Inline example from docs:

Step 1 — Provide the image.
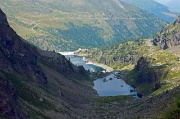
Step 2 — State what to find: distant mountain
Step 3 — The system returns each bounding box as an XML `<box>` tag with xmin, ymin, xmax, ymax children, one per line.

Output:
<box><xmin>121</xmin><ymin>0</ymin><xmax>179</xmax><ymax>22</ymax></box>
<box><xmin>165</xmin><ymin>0</ymin><xmax>180</xmax><ymax>12</ymax></box>
<box><xmin>0</xmin><ymin>0</ymin><xmax>166</xmax><ymax>51</ymax></box>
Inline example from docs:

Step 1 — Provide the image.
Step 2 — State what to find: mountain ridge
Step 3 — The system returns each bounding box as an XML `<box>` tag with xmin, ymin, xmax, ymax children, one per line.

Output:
<box><xmin>165</xmin><ymin>0</ymin><xmax>180</xmax><ymax>12</ymax></box>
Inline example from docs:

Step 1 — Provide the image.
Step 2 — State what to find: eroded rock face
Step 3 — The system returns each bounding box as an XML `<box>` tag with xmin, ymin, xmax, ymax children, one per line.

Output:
<box><xmin>0</xmin><ymin>8</ymin><xmax>48</xmax><ymax>84</ymax></box>
<box><xmin>152</xmin><ymin>15</ymin><xmax>180</xmax><ymax>50</ymax></box>
<box><xmin>152</xmin><ymin>32</ymin><xmax>180</xmax><ymax>50</ymax></box>
<box><xmin>134</xmin><ymin>57</ymin><xmax>167</xmax><ymax>85</ymax></box>
<box><xmin>0</xmin><ymin>72</ymin><xmax>26</xmax><ymax>119</ymax></box>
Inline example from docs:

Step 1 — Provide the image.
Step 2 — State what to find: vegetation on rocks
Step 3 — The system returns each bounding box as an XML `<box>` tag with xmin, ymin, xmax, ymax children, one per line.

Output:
<box><xmin>153</xmin><ymin>15</ymin><xmax>180</xmax><ymax>50</ymax></box>
<box><xmin>124</xmin><ymin>51</ymin><xmax>180</xmax><ymax>95</ymax></box>
<box><xmin>77</xmin><ymin>39</ymin><xmax>150</xmax><ymax>69</ymax></box>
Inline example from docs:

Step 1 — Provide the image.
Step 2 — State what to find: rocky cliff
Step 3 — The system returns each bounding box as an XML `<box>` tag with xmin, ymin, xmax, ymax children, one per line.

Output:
<box><xmin>134</xmin><ymin>57</ymin><xmax>168</xmax><ymax>84</ymax></box>
<box><xmin>125</xmin><ymin>47</ymin><xmax>180</xmax><ymax>95</ymax></box>
<box><xmin>153</xmin><ymin>15</ymin><xmax>180</xmax><ymax>50</ymax></box>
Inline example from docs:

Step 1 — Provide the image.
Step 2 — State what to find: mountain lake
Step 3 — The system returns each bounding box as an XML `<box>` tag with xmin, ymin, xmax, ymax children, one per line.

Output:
<box><xmin>61</xmin><ymin>52</ymin><xmax>138</xmax><ymax>97</ymax></box>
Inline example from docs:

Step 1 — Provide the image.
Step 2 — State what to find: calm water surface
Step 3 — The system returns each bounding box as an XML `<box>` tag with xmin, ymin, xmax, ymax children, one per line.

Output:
<box><xmin>93</xmin><ymin>74</ymin><xmax>138</xmax><ymax>97</ymax></box>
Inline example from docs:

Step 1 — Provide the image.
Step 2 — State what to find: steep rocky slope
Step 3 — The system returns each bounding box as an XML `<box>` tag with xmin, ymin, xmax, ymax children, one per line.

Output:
<box><xmin>0</xmin><ymin>72</ymin><xmax>26</xmax><ymax>119</ymax></box>
<box><xmin>0</xmin><ymin>0</ymin><xmax>166</xmax><ymax>51</ymax></box>
<box><xmin>0</xmin><ymin>8</ymin><xmax>97</xmax><ymax>119</ymax></box>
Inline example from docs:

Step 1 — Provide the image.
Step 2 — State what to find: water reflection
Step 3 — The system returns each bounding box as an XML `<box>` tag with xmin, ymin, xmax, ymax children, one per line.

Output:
<box><xmin>93</xmin><ymin>74</ymin><xmax>138</xmax><ymax>97</ymax></box>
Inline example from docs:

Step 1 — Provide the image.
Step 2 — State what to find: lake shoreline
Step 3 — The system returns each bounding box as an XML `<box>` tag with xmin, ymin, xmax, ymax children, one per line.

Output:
<box><xmin>86</xmin><ymin>61</ymin><xmax>114</xmax><ymax>72</ymax></box>
<box><xmin>81</xmin><ymin>56</ymin><xmax>114</xmax><ymax>72</ymax></box>
<box><xmin>59</xmin><ymin>51</ymin><xmax>114</xmax><ymax>72</ymax></box>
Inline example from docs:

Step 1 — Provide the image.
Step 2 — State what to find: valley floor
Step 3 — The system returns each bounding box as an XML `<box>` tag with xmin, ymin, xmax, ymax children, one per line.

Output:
<box><xmin>93</xmin><ymin>85</ymin><xmax>180</xmax><ymax>119</ymax></box>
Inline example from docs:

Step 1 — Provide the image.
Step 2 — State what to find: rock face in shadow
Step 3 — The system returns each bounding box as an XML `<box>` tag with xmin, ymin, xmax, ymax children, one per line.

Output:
<box><xmin>135</xmin><ymin>57</ymin><xmax>168</xmax><ymax>84</ymax></box>
<box><xmin>152</xmin><ymin>15</ymin><xmax>180</xmax><ymax>50</ymax></box>
<box><xmin>132</xmin><ymin>57</ymin><xmax>168</xmax><ymax>95</ymax></box>
<box><xmin>0</xmin><ymin>8</ymin><xmax>48</xmax><ymax>84</ymax></box>
<box><xmin>0</xmin><ymin>72</ymin><xmax>26</xmax><ymax>119</ymax></box>
<box><xmin>0</xmin><ymin>8</ymin><xmax>94</xmax><ymax>119</ymax></box>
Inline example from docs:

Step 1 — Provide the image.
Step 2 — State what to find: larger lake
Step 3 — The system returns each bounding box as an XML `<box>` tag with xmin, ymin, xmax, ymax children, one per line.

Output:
<box><xmin>93</xmin><ymin>74</ymin><xmax>138</xmax><ymax>97</ymax></box>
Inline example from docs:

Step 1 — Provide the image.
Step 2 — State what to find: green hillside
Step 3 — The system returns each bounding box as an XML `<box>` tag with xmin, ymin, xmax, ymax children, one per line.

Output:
<box><xmin>0</xmin><ymin>0</ymin><xmax>166</xmax><ymax>51</ymax></box>
<box><xmin>77</xmin><ymin>39</ymin><xmax>152</xmax><ymax>69</ymax></box>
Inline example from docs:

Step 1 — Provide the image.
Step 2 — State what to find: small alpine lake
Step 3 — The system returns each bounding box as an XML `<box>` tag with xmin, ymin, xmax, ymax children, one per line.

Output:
<box><xmin>93</xmin><ymin>74</ymin><xmax>138</xmax><ymax>98</ymax></box>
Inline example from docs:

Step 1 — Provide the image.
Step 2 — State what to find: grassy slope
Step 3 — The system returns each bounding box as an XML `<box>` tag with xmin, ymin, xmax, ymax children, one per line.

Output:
<box><xmin>0</xmin><ymin>0</ymin><xmax>166</xmax><ymax>51</ymax></box>
<box><xmin>77</xmin><ymin>39</ymin><xmax>152</xmax><ymax>69</ymax></box>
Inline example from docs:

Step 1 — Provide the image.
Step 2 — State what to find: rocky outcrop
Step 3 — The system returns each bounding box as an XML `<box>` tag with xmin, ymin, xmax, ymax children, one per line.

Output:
<box><xmin>133</xmin><ymin>57</ymin><xmax>168</xmax><ymax>94</ymax></box>
<box><xmin>153</xmin><ymin>32</ymin><xmax>180</xmax><ymax>50</ymax></box>
<box><xmin>174</xmin><ymin>15</ymin><xmax>180</xmax><ymax>25</ymax></box>
<box><xmin>152</xmin><ymin>15</ymin><xmax>180</xmax><ymax>50</ymax></box>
